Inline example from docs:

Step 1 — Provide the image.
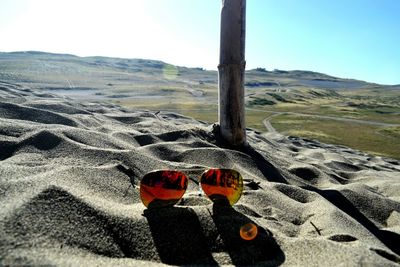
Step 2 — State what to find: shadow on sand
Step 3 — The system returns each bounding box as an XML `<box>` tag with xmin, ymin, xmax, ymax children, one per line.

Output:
<box><xmin>211</xmin><ymin>204</ymin><xmax>285</xmax><ymax>265</ymax></box>
<box><xmin>144</xmin><ymin>204</ymin><xmax>285</xmax><ymax>265</ymax></box>
<box><xmin>211</xmin><ymin>124</ymin><xmax>288</xmax><ymax>184</ymax></box>
<box><xmin>144</xmin><ymin>207</ymin><xmax>218</xmax><ymax>266</ymax></box>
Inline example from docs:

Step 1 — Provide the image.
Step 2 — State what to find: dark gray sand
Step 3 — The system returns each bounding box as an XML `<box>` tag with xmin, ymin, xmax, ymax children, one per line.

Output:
<box><xmin>1</xmin><ymin>81</ymin><xmax>400</xmax><ymax>266</ymax></box>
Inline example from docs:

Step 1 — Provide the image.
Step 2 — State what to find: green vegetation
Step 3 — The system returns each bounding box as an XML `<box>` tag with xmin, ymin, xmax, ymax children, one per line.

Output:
<box><xmin>248</xmin><ymin>98</ymin><xmax>275</xmax><ymax>106</ymax></box>
<box><xmin>270</xmin><ymin>114</ymin><xmax>400</xmax><ymax>159</ymax></box>
<box><xmin>379</xmin><ymin>126</ymin><xmax>400</xmax><ymax>139</ymax></box>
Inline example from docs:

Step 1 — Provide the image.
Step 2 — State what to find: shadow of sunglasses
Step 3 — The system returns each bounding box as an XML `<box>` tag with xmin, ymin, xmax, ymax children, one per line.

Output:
<box><xmin>140</xmin><ymin>169</ymin><xmax>243</xmax><ymax>208</ymax></box>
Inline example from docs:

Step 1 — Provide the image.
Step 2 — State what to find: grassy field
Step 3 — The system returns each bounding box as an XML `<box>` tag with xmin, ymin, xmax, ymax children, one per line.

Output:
<box><xmin>1</xmin><ymin>51</ymin><xmax>399</xmax><ymax>159</ymax></box>
<box><xmin>269</xmin><ymin>114</ymin><xmax>400</xmax><ymax>159</ymax></box>
<box><xmin>116</xmin><ymin>99</ymin><xmax>273</xmax><ymax>132</ymax></box>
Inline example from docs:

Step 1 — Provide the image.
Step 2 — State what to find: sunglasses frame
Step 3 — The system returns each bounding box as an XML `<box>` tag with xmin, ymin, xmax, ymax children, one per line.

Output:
<box><xmin>139</xmin><ymin>168</ymin><xmax>244</xmax><ymax>208</ymax></box>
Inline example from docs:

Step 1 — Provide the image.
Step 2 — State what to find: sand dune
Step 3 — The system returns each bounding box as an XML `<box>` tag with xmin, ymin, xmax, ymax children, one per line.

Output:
<box><xmin>1</xmin><ymin>81</ymin><xmax>400</xmax><ymax>266</ymax></box>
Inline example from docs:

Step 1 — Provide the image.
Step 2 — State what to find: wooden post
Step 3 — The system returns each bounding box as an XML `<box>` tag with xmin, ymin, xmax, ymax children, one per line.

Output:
<box><xmin>218</xmin><ymin>0</ymin><xmax>246</xmax><ymax>146</ymax></box>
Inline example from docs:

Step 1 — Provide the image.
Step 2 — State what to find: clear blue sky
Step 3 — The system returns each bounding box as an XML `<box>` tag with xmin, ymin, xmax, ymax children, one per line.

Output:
<box><xmin>0</xmin><ymin>0</ymin><xmax>399</xmax><ymax>84</ymax></box>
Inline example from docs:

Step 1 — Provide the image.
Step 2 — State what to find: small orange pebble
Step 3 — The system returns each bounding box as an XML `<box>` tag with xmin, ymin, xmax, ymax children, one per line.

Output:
<box><xmin>240</xmin><ymin>223</ymin><xmax>258</xmax><ymax>241</ymax></box>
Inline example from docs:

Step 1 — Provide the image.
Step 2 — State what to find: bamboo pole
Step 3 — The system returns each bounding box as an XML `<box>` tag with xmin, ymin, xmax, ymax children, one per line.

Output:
<box><xmin>218</xmin><ymin>0</ymin><xmax>246</xmax><ymax>146</ymax></box>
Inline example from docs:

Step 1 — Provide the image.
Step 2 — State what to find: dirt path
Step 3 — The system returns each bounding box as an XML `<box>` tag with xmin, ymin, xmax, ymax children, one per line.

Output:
<box><xmin>258</xmin><ymin>110</ymin><xmax>400</xmax><ymax>133</ymax></box>
<box><xmin>262</xmin><ymin>114</ymin><xmax>280</xmax><ymax>133</ymax></box>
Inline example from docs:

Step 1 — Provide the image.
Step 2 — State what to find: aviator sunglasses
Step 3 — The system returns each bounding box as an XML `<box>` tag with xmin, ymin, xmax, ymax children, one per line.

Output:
<box><xmin>140</xmin><ymin>168</ymin><xmax>244</xmax><ymax>208</ymax></box>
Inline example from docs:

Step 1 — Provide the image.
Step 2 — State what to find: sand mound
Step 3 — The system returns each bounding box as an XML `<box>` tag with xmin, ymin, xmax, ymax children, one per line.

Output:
<box><xmin>1</xmin><ymin>82</ymin><xmax>400</xmax><ymax>266</ymax></box>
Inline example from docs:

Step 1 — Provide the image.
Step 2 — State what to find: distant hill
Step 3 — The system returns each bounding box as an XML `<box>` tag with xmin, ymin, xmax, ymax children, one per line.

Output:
<box><xmin>0</xmin><ymin>51</ymin><xmax>386</xmax><ymax>91</ymax></box>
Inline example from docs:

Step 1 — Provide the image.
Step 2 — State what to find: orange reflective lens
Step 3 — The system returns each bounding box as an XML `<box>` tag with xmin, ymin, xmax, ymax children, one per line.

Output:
<box><xmin>140</xmin><ymin>170</ymin><xmax>188</xmax><ymax>208</ymax></box>
<box><xmin>200</xmin><ymin>169</ymin><xmax>243</xmax><ymax>205</ymax></box>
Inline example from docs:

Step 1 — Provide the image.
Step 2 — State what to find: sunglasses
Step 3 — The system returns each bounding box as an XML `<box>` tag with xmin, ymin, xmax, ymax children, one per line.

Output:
<box><xmin>140</xmin><ymin>168</ymin><xmax>244</xmax><ymax>208</ymax></box>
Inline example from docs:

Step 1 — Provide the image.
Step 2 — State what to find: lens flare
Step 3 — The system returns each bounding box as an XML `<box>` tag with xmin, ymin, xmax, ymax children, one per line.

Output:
<box><xmin>200</xmin><ymin>169</ymin><xmax>243</xmax><ymax>205</ymax></box>
<box><xmin>240</xmin><ymin>223</ymin><xmax>258</xmax><ymax>241</ymax></box>
<box><xmin>162</xmin><ymin>64</ymin><xmax>179</xmax><ymax>80</ymax></box>
<box><xmin>140</xmin><ymin>170</ymin><xmax>188</xmax><ymax>208</ymax></box>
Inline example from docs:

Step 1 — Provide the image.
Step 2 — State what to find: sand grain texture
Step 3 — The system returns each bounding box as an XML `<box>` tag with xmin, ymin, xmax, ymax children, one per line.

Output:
<box><xmin>1</xmin><ymin>82</ymin><xmax>400</xmax><ymax>266</ymax></box>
